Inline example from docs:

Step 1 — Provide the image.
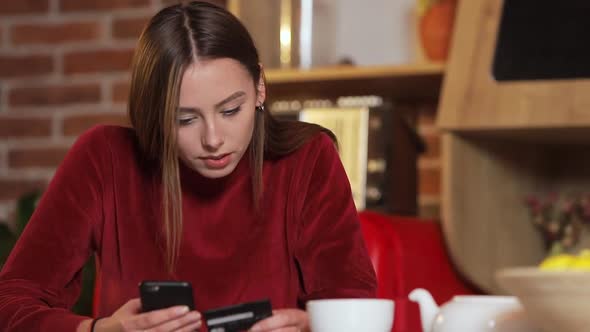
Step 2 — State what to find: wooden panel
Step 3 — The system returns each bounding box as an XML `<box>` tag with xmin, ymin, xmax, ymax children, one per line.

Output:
<box><xmin>442</xmin><ymin>133</ymin><xmax>546</xmax><ymax>293</ymax></box>
<box><xmin>438</xmin><ymin>0</ymin><xmax>590</xmax><ymax>130</ymax></box>
<box><xmin>451</xmin><ymin>127</ymin><xmax>590</xmax><ymax>144</ymax></box>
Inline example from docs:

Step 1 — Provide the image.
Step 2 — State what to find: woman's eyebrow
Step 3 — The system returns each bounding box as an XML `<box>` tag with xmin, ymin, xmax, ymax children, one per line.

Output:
<box><xmin>177</xmin><ymin>91</ymin><xmax>246</xmax><ymax>113</ymax></box>
<box><xmin>214</xmin><ymin>91</ymin><xmax>246</xmax><ymax>108</ymax></box>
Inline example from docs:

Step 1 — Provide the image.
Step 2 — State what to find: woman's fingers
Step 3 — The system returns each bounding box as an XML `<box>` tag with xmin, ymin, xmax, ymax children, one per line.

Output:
<box><xmin>175</xmin><ymin>320</ymin><xmax>202</xmax><ymax>332</ymax></box>
<box><xmin>249</xmin><ymin>309</ymin><xmax>308</xmax><ymax>332</ymax></box>
<box><xmin>120</xmin><ymin>298</ymin><xmax>143</xmax><ymax>314</ymax></box>
<box><xmin>154</xmin><ymin>310</ymin><xmax>201</xmax><ymax>331</ymax></box>
<box><xmin>258</xmin><ymin>328</ymin><xmax>299</xmax><ymax>332</ymax></box>
<box><xmin>123</xmin><ymin>305</ymin><xmax>190</xmax><ymax>330</ymax></box>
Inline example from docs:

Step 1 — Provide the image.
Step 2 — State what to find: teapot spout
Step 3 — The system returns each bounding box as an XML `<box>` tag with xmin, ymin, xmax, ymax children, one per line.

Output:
<box><xmin>409</xmin><ymin>288</ymin><xmax>439</xmax><ymax>332</ymax></box>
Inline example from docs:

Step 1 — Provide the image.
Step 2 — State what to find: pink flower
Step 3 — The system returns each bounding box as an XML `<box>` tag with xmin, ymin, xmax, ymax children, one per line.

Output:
<box><xmin>560</xmin><ymin>200</ymin><xmax>574</xmax><ymax>214</ymax></box>
<box><xmin>524</xmin><ymin>195</ymin><xmax>539</xmax><ymax>207</ymax></box>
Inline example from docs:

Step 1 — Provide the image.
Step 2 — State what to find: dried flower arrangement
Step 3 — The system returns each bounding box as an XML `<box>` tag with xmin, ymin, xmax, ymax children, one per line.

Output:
<box><xmin>525</xmin><ymin>192</ymin><xmax>590</xmax><ymax>255</ymax></box>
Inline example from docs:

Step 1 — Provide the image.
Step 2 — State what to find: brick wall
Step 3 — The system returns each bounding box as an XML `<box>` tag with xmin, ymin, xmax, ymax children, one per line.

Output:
<box><xmin>416</xmin><ymin>102</ymin><xmax>441</xmax><ymax>219</ymax></box>
<box><xmin>0</xmin><ymin>0</ymin><xmax>225</xmax><ymax>222</ymax></box>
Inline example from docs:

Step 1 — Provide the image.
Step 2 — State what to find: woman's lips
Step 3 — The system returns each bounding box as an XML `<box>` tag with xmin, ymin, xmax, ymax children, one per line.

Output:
<box><xmin>200</xmin><ymin>153</ymin><xmax>231</xmax><ymax>169</ymax></box>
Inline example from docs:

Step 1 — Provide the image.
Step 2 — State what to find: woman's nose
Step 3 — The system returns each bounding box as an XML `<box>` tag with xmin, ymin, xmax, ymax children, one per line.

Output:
<box><xmin>201</xmin><ymin>120</ymin><xmax>224</xmax><ymax>151</ymax></box>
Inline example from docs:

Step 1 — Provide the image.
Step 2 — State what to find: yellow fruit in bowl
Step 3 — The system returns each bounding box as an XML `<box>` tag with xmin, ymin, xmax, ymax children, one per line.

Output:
<box><xmin>539</xmin><ymin>249</ymin><xmax>590</xmax><ymax>271</ymax></box>
<box><xmin>570</xmin><ymin>254</ymin><xmax>590</xmax><ymax>271</ymax></box>
<box><xmin>570</xmin><ymin>259</ymin><xmax>590</xmax><ymax>271</ymax></box>
<box><xmin>539</xmin><ymin>254</ymin><xmax>576</xmax><ymax>270</ymax></box>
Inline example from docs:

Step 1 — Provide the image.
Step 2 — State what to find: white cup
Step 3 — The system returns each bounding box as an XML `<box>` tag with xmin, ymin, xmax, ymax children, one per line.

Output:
<box><xmin>306</xmin><ymin>298</ymin><xmax>394</xmax><ymax>332</ymax></box>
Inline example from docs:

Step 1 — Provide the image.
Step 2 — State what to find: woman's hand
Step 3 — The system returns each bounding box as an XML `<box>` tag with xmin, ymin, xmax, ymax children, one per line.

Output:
<box><xmin>248</xmin><ymin>308</ymin><xmax>309</xmax><ymax>332</ymax></box>
<box><xmin>93</xmin><ymin>298</ymin><xmax>201</xmax><ymax>332</ymax></box>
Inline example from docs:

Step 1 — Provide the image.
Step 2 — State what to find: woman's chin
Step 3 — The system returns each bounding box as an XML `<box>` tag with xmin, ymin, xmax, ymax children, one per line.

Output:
<box><xmin>196</xmin><ymin>163</ymin><xmax>237</xmax><ymax>179</ymax></box>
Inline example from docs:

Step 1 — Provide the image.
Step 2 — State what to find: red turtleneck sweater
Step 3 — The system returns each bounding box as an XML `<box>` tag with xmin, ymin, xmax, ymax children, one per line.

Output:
<box><xmin>0</xmin><ymin>125</ymin><xmax>377</xmax><ymax>331</ymax></box>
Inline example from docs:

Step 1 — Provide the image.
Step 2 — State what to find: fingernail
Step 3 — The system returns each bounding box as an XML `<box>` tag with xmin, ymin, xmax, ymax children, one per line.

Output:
<box><xmin>249</xmin><ymin>325</ymin><xmax>260</xmax><ymax>332</ymax></box>
<box><xmin>176</xmin><ymin>306</ymin><xmax>189</xmax><ymax>314</ymax></box>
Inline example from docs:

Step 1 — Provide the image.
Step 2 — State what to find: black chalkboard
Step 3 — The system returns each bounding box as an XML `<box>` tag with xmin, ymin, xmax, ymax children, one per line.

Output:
<box><xmin>492</xmin><ymin>1</ymin><xmax>590</xmax><ymax>81</ymax></box>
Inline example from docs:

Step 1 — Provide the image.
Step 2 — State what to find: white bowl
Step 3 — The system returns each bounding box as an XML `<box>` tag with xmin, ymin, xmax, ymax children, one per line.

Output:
<box><xmin>306</xmin><ymin>298</ymin><xmax>394</xmax><ymax>332</ymax></box>
<box><xmin>496</xmin><ymin>267</ymin><xmax>590</xmax><ymax>332</ymax></box>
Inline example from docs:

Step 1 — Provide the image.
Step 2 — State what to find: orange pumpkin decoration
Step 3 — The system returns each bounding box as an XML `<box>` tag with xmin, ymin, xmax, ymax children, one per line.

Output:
<box><xmin>419</xmin><ymin>0</ymin><xmax>457</xmax><ymax>61</ymax></box>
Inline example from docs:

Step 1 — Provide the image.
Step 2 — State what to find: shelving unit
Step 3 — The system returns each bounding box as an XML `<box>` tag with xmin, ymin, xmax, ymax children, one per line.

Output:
<box><xmin>265</xmin><ymin>63</ymin><xmax>445</xmax><ymax>101</ymax></box>
<box><xmin>438</xmin><ymin>0</ymin><xmax>590</xmax><ymax>293</ymax></box>
<box><xmin>264</xmin><ymin>62</ymin><xmax>444</xmax><ymax>216</ymax></box>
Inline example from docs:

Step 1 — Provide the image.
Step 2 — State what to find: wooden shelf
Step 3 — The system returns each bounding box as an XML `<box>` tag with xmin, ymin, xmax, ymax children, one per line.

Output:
<box><xmin>264</xmin><ymin>63</ymin><xmax>445</xmax><ymax>101</ymax></box>
<box><xmin>453</xmin><ymin>127</ymin><xmax>590</xmax><ymax>145</ymax></box>
<box><xmin>266</xmin><ymin>63</ymin><xmax>445</xmax><ymax>83</ymax></box>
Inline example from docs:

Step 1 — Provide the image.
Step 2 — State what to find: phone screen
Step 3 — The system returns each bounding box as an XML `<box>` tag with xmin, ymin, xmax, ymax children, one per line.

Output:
<box><xmin>139</xmin><ymin>280</ymin><xmax>195</xmax><ymax>312</ymax></box>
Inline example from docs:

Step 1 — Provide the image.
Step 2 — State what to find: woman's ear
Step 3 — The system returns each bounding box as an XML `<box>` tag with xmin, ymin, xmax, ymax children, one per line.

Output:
<box><xmin>256</xmin><ymin>63</ymin><xmax>266</xmax><ymax>106</ymax></box>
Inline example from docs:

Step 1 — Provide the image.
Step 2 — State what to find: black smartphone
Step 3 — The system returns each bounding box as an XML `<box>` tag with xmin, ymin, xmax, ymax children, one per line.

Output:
<box><xmin>139</xmin><ymin>280</ymin><xmax>195</xmax><ymax>312</ymax></box>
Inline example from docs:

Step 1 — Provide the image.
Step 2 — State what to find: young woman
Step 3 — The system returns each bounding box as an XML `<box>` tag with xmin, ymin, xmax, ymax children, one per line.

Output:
<box><xmin>0</xmin><ymin>2</ymin><xmax>377</xmax><ymax>331</ymax></box>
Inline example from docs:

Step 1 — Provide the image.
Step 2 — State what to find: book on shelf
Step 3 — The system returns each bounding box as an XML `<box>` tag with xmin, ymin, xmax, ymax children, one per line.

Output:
<box><xmin>297</xmin><ymin>104</ymin><xmax>391</xmax><ymax>211</ymax></box>
<box><xmin>300</xmin><ymin>107</ymin><xmax>368</xmax><ymax>209</ymax></box>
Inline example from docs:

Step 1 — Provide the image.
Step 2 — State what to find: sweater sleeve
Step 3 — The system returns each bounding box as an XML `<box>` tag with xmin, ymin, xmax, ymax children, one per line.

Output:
<box><xmin>0</xmin><ymin>126</ymin><xmax>110</xmax><ymax>331</ymax></box>
<box><xmin>293</xmin><ymin>134</ymin><xmax>377</xmax><ymax>304</ymax></box>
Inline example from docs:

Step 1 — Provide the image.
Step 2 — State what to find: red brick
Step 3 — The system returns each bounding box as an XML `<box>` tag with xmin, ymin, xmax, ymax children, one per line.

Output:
<box><xmin>8</xmin><ymin>147</ymin><xmax>70</xmax><ymax>168</ymax></box>
<box><xmin>9</xmin><ymin>83</ymin><xmax>101</xmax><ymax>107</ymax></box>
<box><xmin>422</xmin><ymin>134</ymin><xmax>440</xmax><ymax>159</ymax></box>
<box><xmin>112</xmin><ymin>81</ymin><xmax>130</xmax><ymax>103</ymax></box>
<box><xmin>417</xmin><ymin>103</ymin><xmax>438</xmax><ymax>126</ymax></box>
<box><xmin>418</xmin><ymin>202</ymin><xmax>441</xmax><ymax>220</ymax></box>
<box><xmin>0</xmin><ymin>117</ymin><xmax>52</xmax><ymax>138</ymax></box>
<box><xmin>0</xmin><ymin>178</ymin><xmax>46</xmax><ymax>201</ymax></box>
<box><xmin>0</xmin><ymin>0</ymin><xmax>49</xmax><ymax>15</ymax></box>
<box><xmin>60</xmin><ymin>0</ymin><xmax>150</xmax><ymax>12</ymax></box>
<box><xmin>11</xmin><ymin>21</ymin><xmax>101</xmax><ymax>45</ymax></box>
<box><xmin>112</xmin><ymin>16</ymin><xmax>150</xmax><ymax>40</ymax></box>
<box><xmin>419</xmin><ymin>168</ymin><xmax>440</xmax><ymax>196</ymax></box>
<box><xmin>64</xmin><ymin>49</ymin><xmax>134</xmax><ymax>74</ymax></box>
<box><xmin>0</xmin><ymin>55</ymin><xmax>53</xmax><ymax>78</ymax></box>
<box><xmin>62</xmin><ymin>113</ymin><xmax>129</xmax><ymax>136</ymax></box>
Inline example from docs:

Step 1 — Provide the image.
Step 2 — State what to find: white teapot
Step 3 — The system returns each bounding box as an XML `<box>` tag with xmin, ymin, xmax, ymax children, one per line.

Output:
<box><xmin>408</xmin><ymin>288</ymin><xmax>540</xmax><ymax>332</ymax></box>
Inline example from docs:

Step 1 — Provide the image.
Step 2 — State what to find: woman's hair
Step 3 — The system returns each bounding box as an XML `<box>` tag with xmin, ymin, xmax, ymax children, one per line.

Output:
<box><xmin>128</xmin><ymin>1</ymin><xmax>336</xmax><ymax>273</ymax></box>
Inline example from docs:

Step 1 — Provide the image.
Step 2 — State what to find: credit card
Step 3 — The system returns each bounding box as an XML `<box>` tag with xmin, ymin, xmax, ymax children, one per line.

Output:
<box><xmin>203</xmin><ymin>299</ymin><xmax>272</xmax><ymax>332</ymax></box>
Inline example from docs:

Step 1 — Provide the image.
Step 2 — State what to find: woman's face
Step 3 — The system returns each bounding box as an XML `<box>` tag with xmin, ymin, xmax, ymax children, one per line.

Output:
<box><xmin>176</xmin><ymin>58</ymin><xmax>264</xmax><ymax>178</ymax></box>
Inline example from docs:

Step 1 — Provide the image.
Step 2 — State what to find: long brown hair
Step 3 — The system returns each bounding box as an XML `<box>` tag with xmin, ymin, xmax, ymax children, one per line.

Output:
<box><xmin>128</xmin><ymin>1</ymin><xmax>335</xmax><ymax>273</ymax></box>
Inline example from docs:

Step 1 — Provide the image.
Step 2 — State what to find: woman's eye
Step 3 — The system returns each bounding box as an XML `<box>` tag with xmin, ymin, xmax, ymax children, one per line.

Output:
<box><xmin>222</xmin><ymin>106</ymin><xmax>241</xmax><ymax>116</ymax></box>
<box><xmin>178</xmin><ymin>117</ymin><xmax>197</xmax><ymax>125</ymax></box>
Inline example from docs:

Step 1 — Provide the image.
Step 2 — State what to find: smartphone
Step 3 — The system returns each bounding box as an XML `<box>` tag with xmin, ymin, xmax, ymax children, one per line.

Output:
<box><xmin>139</xmin><ymin>280</ymin><xmax>195</xmax><ymax>312</ymax></box>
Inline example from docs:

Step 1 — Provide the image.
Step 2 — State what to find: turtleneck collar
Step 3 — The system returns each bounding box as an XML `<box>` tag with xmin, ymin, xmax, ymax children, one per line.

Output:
<box><xmin>178</xmin><ymin>151</ymin><xmax>251</xmax><ymax>197</ymax></box>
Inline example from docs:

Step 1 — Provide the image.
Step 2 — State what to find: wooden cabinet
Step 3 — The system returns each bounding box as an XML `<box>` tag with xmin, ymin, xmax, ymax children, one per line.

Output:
<box><xmin>437</xmin><ymin>0</ymin><xmax>590</xmax><ymax>293</ymax></box>
<box><xmin>438</xmin><ymin>0</ymin><xmax>590</xmax><ymax>131</ymax></box>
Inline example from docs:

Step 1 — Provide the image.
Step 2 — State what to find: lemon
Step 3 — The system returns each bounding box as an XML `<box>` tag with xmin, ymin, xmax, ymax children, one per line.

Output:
<box><xmin>570</xmin><ymin>258</ymin><xmax>590</xmax><ymax>271</ymax></box>
<box><xmin>570</xmin><ymin>250</ymin><xmax>590</xmax><ymax>271</ymax></box>
<box><xmin>539</xmin><ymin>249</ymin><xmax>590</xmax><ymax>271</ymax></box>
<box><xmin>539</xmin><ymin>254</ymin><xmax>576</xmax><ymax>270</ymax></box>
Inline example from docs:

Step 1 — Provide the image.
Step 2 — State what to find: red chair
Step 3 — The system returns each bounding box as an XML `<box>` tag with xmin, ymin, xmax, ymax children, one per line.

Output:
<box><xmin>358</xmin><ymin>210</ymin><xmax>478</xmax><ymax>332</ymax></box>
